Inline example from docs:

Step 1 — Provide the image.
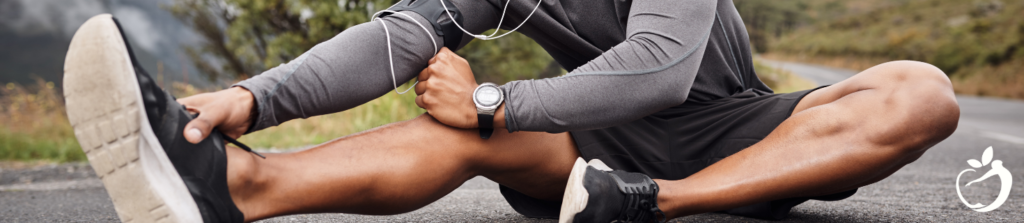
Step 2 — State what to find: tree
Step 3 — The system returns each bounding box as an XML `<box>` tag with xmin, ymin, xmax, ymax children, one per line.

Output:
<box><xmin>167</xmin><ymin>0</ymin><xmax>395</xmax><ymax>82</ymax></box>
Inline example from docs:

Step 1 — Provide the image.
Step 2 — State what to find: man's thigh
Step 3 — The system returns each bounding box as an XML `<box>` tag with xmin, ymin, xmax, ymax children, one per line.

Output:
<box><xmin>791</xmin><ymin>60</ymin><xmax>952</xmax><ymax>116</ymax></box>
<box><xmin>779</xmin><ymin>61</ymin><xmax>956</xmax><ymax>186</ymax></box>
<box><xmin>571</xmin><ymin>89</ymin><xmax>819</xmax><ymax>180</ymax></box>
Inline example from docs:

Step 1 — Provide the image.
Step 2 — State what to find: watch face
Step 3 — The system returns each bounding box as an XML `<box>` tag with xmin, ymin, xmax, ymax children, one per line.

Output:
<box><xmin>476</xmin><ymin>86</ymin><xmax>501</xmax><ymax>106</ymax></box>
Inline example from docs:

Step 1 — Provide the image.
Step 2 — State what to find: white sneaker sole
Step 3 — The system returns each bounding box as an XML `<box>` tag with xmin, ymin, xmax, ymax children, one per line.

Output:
<box><xmin>64</xmin><ymin>14</ymin><xmax>201</xmax><ymax>223</ymax></box>
<box><xmin>558</xmin><ymin>157</ymin><xmax>589</xmax><ymax>223</ymax></box>
<box><xmin>587</xmin><ymin>159</ymin><xmax>612</xmax><ymax>171</ymax></box>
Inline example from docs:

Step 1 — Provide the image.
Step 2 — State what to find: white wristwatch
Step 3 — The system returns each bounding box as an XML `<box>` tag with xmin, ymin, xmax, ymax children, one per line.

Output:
<box><xmin>473</xmin><ymin>83</ymin><xmax>503</xmax><ymax>139</ymax></box>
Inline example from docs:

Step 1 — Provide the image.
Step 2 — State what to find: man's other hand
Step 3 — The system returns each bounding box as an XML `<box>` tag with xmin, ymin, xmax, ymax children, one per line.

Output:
<box><xmin>177</xmin><ymin>86</ymin><xmax>255</xmax><ymax>143</ymax></box>
<box><xmin>415</xmin><ymin>47</ymin><xmax>488</xmax><ymax>129</ymax></box>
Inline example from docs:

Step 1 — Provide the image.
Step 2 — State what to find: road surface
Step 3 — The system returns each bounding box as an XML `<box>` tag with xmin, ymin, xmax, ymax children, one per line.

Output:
<box><xmin>2</xmin><ymin>61</ymin><xmax>1023</xmax><ymax>222</ymax></box>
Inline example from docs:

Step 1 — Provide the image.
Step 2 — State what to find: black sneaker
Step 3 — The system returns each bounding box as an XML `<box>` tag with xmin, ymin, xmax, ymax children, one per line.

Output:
<box><xmin>64</xmin><ymin>14</ymin><xmax>250</xmax><ymax>223</ymax></box>
<box><xmin>559</xmin><ymin>158</ymin><xmax>666</xmax><ymax>223</ymax></box>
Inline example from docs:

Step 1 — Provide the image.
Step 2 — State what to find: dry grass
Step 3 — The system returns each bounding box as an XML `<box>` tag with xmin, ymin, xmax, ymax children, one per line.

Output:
<box><xmin>162</xmin><ymin>80</ymin><xmax>424</xmax><ymax>150</ymax></box>
<box><xmin>761</xmin><ymin>53</ymin><xmax>886</xmax><ymax>73</ymax></box>
<box><xmin>0</xmin><ymin>79</ymin><xmax>84</xmax><ymax>162</ymax></box>
<box><xmin>765</xmin><ymin>0</ymin><xmax>1024</xmax><ymax>99</ymax></box>
<box><xmin>753</xmin><ymin>58</ymin><xmax>819</xmax><ymax>94</ymax></box>
<box><xmin>763</xmin><ymin>53</ymin><xmax>1024</xmax><ymax>99</ymax></box>
<box><xmin>0</xmin><ymin>79</ymin><xmax>423</xmax><ymax>161</ymax></box>
<box><xmin>951</xmin><ymin>62</ymin><xmax>1024</xmax><ymax>99</ymax></box>
<box><xmin>237</xmin><ymin>85</ymin><xmax>424</xmax><ymax>150</ymax></box>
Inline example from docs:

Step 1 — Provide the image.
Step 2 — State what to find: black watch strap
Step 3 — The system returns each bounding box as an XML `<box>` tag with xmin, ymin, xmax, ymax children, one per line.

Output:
<box><xmin>478</xmin><ymin>113</ymin><xmax>494</xmax><ymax>139</ymax></box>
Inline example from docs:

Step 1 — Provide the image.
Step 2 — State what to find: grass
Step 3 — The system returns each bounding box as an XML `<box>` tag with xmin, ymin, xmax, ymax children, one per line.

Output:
<box><xmin>753</xmin><ymin>58</ymin><xmax>818</xmax><ymax>93</ymax></box>
<box><xmin>237</xmin><ymin>83</ymin><xmax>424</xmax><ymax>150</ymax></box>
<box><xmin>768</xmin><ymin>0</ymin><xmax>1024</xmax><ymax>99</ymax></box>
<box><xmin>0</xmin><ymin>79</ymin><xmax>423</xmax><ymax>161</ymax></box>
<box><xmin>0</xmin><ymin>80</ymin><xmax>84</xmax><ymax>162</ymax></box>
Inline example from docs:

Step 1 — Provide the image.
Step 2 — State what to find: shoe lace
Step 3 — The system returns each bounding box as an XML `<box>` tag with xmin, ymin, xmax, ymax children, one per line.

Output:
<box><xmin>215</xmin><ymin>130</ymin><xmax>265</xmax><ymax>159</ymax></box>
<box><xmin>182</xmin><ymin>104</ymin><xmax>266</xmax><ymax>159</ymax></box>
<box><xmin>616</xmin><ymin>184</ymin><xmax>666</xmax><ymax>223</ymax></box>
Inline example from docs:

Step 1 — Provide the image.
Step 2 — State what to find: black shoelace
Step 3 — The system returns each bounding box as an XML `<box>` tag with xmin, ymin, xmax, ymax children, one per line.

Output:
<box><xmin>617</xmin><ymin>185</ymin><xmax>666</xmax><ymax>223</ymax></box>
<box><xmin>183</xmin><ymin>105</ymin><xmax>265</xmax><ymax>159</ymax></box>
<box><xmin>215</xmin><ymin>130</ymin><xmax>265</xmax><ymax>159</ymax></box>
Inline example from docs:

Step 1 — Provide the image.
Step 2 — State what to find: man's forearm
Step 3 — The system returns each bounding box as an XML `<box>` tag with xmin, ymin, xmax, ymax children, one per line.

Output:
<box><xmin>233</xmin><ymin>12</ymin><xmax>443</xmax><ymax>133</ymax></box>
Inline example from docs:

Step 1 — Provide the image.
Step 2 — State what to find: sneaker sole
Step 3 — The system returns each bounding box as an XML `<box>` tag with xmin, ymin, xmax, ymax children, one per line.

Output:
<box><xmin>587</xmin><ymin>159</ymin><xmax>612</xmax><ymax>171</ymax></box>
<box><xmin>558</xmin><ymin>157</ymin><xmax>589</xmax><ymax>223</ymax></box>
<box><xmin>64</xmin><ymin>14</ymin><xmax>201</xmax><ymax>223</ymax></box>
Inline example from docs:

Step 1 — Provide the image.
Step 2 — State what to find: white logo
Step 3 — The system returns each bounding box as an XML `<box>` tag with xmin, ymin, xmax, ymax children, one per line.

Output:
<box><xmin>955</xmin><ymin>146</ymin><xmax>1012</xmax><ymax>212</ymax></box>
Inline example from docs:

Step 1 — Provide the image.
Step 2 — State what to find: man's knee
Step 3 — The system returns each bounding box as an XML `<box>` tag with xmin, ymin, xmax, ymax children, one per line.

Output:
<box><xmin>874</xmin><ymin>60</ymin><xmax>952</xmax><ymax>87</ymax></box>
<box><xmin>872</xmin><ymin>60</ymin><xmax>960</xmax><ymax>152</ymax></box>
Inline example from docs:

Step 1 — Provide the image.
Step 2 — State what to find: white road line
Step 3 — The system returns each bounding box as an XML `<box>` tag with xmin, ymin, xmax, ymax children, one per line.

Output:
<box><xmin>980</xmin><ymin>131</ymin><xmax>1024</xmax><ymax>145</ymax></box>
<box><xmin>0</xmin><ymin>178</ymin><xmax>102</xmax><ymax>191</ymax></box>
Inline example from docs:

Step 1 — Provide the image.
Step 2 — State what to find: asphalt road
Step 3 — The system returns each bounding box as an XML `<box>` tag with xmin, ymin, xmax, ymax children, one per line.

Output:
<box><xmin>3</xmin><ymin>61</ymin><xmax>1023</xmax><ymax>222</ymax></box>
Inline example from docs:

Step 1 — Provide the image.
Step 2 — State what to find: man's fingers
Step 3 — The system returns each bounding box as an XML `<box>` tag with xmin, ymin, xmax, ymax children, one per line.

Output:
<box><xmin>415</xmin><ymin>95</ymin><xmax>427</xmax><ymax>109</ymax></box>
<box><xmin>176</xmin><ymin>93</ymin><xmax>207</xmax><ymax>107</ymax></box>
<box><xmin>428</xmin><ymin>48</ymin><xmax>443</xmax><ymax>64</ymax></box>
<box><xmin>415</xmin><ymin>80</ymin><xmax>428</xmax><ymax>95</ymax></box>
<box><xmin>430</xmin><ymin>47</ymin><xmax>453</xmax><ymax>65</ymax></box>
<box><xmin>418</xmin><ymin>65</ymin><xmax>432</xmax><ymax>81</ymax></box>
<box><xmin>183</xmin><ymin>112</ymin><xmax>222</xmax><ymax>144</ymax></box>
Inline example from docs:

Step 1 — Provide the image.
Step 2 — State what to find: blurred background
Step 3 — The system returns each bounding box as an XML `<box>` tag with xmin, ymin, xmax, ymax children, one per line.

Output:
<box><xmin>1</xmin><ymin>0</ymin><xmax>1021</xmax><ymax>162</ymax></box>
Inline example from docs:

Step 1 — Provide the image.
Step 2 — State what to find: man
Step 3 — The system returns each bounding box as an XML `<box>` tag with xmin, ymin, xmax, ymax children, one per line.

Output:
<box><xmin>63</xmin><ymin>0</ymin><xmax>959</xmax><ymax>222</ymax></box>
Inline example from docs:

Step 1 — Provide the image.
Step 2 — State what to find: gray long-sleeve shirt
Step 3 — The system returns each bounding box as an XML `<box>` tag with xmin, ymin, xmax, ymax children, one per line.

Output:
<box><xmin>235</xmin><ymin>0</ymin><xmax>772</xmax><ymax>133</ymax></box>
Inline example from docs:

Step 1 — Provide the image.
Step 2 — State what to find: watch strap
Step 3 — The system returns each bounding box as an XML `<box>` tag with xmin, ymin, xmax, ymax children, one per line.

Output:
<box><xmin>478</xmin><ymin>113</ymin><xmax>494</xmax><ymax>139</ymax></box>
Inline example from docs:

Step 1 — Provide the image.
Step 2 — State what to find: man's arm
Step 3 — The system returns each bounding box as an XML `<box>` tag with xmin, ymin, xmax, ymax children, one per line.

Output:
<box><xmin>418</xmin><ymin>0</ymin><xmax>718</xmax><ymax>133</ymax></box>
<box><xmin>177</xmin><ymin>11</ymin><xmax>451</xmax><ymax>143</ymax></box>
<box><xmin>502</xmin><ymin>0</ymin><xmax>718</xmax><ymax>132</ymax></box>
<box><xmin>178</xmin><ymin>0</ymin><xmax>514</xmax><ymax>143</ymax></box>
<box><xmin>231</xmin><ymin>12</ymin><xmax>443</xmax><ymax>133</ymax></box>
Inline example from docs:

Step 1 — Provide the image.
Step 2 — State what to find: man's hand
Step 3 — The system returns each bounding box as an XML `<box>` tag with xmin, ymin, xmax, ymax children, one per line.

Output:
<box><xmin>415</xmin><ymin>47</ymin><xmax>496</xmax><ymax>129</ymax></box>
<box><xmin>177</xmin><ymin>86</ymin><xmax>255</xmax><ymax>143</ymax></box>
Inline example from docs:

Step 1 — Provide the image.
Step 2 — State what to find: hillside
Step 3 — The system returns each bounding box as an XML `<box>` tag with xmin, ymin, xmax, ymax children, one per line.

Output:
<box><xmin>756</xmin><ymin>0</ymin><xmax>1023</xmax><ymax>98</ymax></box>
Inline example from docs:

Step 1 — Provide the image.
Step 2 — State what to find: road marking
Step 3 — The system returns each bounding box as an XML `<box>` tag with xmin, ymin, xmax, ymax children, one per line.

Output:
<box><xmin>0</xmin><ymin>179</ymin><xmax>102</xmax><ymax>191</ymax></box>
<box><xmin>980</xmin><ymin>131</ymin><xmax>1024</xmax><ymax>145</ymax></box>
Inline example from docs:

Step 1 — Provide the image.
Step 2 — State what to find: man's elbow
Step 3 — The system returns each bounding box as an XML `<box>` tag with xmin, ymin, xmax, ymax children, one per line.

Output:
<box><xmin>666</xmin><ymin>91</ymin><xmax>688</xmax><ymax>106</ymax></box>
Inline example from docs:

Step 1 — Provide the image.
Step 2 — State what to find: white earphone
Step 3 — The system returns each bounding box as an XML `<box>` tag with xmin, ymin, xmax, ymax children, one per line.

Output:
<box><xmin>371</xmin><ymin>0</ymin><xmax>543</xmax><ymax>94</ymax></box>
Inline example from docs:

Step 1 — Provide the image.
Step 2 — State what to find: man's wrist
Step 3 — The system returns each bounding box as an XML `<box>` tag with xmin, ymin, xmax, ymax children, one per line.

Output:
<box><xmin>493</xmin><ymin>103</ymin><xmax>506</xmax><ymax>129</ymax></box>
<box><xmin>228</xmin><ymin>86</ymin><xmax>257</xmax><ymax>127</ymax></box>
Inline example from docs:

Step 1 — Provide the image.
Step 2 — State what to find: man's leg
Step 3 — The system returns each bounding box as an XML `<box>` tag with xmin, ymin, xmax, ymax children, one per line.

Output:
<box><xmin>225</xmin><ymin>115</ymin><xmax>580</xmax><ymax>222</ymax></box>
<box><xmin>655</xmin><ymin>61</ymin><xmax>959</xmax><ymax>218</ymax></box>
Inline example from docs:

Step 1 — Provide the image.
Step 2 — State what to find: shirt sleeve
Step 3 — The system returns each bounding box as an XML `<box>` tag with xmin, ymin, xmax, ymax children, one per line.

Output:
<box><xmin>233</xmin><ymin>11</ymin><xmax>444</xmax><ymax>132</ymax></box>
<box><xmin>501</xmin><ymin>0</ymin><xmax>718</xmax><ymax>132</ymax></box>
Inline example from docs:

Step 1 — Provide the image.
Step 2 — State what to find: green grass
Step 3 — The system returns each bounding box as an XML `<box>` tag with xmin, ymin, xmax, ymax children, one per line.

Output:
<box><xmin>0</xmin><ymin>128</ymin><xmax>84</xmax><ymax>162</ymax></box>
<box><xmin>1</xmin><ymin>80</ymin><xmax>86</xmax><ymax>162</ymax></box>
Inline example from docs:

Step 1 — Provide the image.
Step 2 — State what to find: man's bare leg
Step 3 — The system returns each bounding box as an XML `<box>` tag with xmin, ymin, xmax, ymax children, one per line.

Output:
<box><xmin>224</xmin><ymin>115</ymin><xmax>579</xmax><ymax>222</ymax></box>
<box><xmin>219</xmin><ymin>60</ymin><xmax>957</xmax><ymax>222</ymax></box>
<box><xmin>655</xmin><ymin>61</ymin><xmax>959</xmax><ymax>218</ymax></box>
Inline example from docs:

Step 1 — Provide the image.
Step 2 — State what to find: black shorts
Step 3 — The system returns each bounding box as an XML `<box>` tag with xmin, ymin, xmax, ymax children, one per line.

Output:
<box><xmin>499</xmin><ymin>86</ymin><xmax>857</xmax><ymax>220</ymax></box>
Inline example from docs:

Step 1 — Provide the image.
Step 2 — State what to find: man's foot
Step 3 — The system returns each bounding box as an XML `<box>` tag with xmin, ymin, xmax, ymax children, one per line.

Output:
<box><xmin>64</xmin><ymin>14</ymin><xmax>244</xmax><ymax>223</ymax></box>
<box><xmin>559</xmin><ymin>157</ymin><xmax>666</xmax><ymax>223</ymax></box>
